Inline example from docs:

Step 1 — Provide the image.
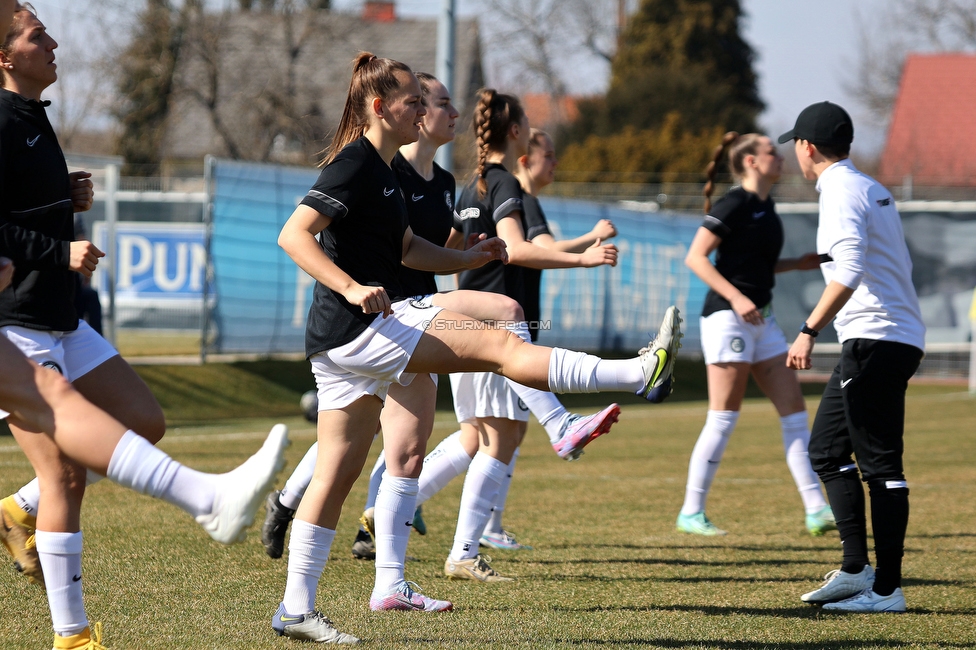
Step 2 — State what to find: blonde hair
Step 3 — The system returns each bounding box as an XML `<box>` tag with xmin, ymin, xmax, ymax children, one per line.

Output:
<box><xmin>702</xmin><ymin>131</ymin><xmax>764</xmax><ymax>213</ymax></box>
<box><xmin>319</xmin><ymin>52</ymin><xmax>413</xmax><ymax>167</ymax></box>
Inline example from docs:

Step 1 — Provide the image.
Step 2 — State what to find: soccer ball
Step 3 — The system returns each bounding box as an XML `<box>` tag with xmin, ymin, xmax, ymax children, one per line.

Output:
<box><xmin>300</xmin><ymin>389</ymin><xmax>318</xmax><ymax>423</ymax></box>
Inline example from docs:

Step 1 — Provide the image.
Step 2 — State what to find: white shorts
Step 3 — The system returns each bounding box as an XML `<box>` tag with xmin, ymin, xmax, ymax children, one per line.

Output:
<box><xmin>311</xmin><ymin>298</ymin><xmax>443</xmax><ymax>411</ymax></box>
<box><xmin>0</xmin><ymin>321</ymin><xmax>118</xmax><ymax>420</ymax></box>
<box><xmin>699</xmin><ymin>309</ymin><xmax>789</xmax><ymax>365</ymax></box>
<box><xmin>450</xmin><ymin>371</ymin><xmax>530</xmax><ymax>424</ymax></box>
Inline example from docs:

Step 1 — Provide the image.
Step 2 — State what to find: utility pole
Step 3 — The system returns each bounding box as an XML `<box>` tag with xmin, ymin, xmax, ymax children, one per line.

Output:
<box><xmin>435</xmin><ymin>0</ymin><xmax>456</xmax><ymax>173</ymax></box>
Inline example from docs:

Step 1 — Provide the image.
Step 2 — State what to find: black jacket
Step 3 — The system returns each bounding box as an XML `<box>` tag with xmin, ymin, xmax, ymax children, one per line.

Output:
<box><xmin>0</xmin><ymin>88</ymin><xmax>77</xmax><ymax>331</ymax></box>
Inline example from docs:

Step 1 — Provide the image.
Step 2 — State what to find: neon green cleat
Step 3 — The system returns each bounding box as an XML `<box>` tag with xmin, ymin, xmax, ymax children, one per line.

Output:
<box><xmin>676</xmin><ymin>512</ymin><xmax>727</xmax><ymax>536</ymax></box>
<box><xmin>806</xmin><ymin>506</ymin><xmax>838</xmax><ymax>536</ymax></box>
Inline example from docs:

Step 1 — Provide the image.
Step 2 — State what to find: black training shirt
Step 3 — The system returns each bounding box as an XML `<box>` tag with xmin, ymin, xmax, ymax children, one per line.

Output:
<box><xmin>519</xmin><ymin>193</ymin><xmax>552</xmax><ymax>341</ymax></box>
<box><xmin>700</xmin><ymin>187</ymin><xmax>783</xmax><ymax>317</ymax></box>
<box><xmin>392</xmin><ymin>152</ymin><xmax>456</xmax><ymax>298</ymax></box>
<box><xmin>0</xmin><ymin>88</ymin><xmax>77</xmax><ymax>331</ymax></box>
<box><xmin>455</xmin><ymin>164</ymin><xmax>526</xmax><ymax>306</ymax></box>
<box><xmin>300</xmin><ymin>137</ymin><xmax>409</xmax><ymax>357</ymax></box>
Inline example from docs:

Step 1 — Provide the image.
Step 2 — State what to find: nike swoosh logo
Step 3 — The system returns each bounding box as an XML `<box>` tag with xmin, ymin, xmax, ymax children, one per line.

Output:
<box><xmin>279</xmin><ymin>615</ymin><xmax>302</xmax><ymax>622</ymax></box>
<box><xmin>840</xmin><ymin>378</ymin><xmax>853</xmax><ymax>388</ymax></box>
<box><xmin>383</xmin><ymin>188</ymin><xmax>394</xmax><ymax>197</ymax></box>
<box><xmin>405</xmin><ymin>521</ymin><xmax>413</xmax><ymax>527</ymax></box>
<box><xmin>72</xmin><ymin>574</ymin><xmax>82</xmax><ymax>582</ymax></box>
<box><xmin>411</xmin><ymin>194</ymin><xmax>424</xmax><ymax>201</ymax></box>
<box><xmin>26</xmin><ymin>135</ymin><xmax>40</xmax><ymax>147</ymax></box>
<box><xmin>753</xmin><ymin>211</ymin><xmax>765</xmax><ymax>219</ymax></box>
<box><xmin>650</xmin><ymin>349</ymin><xmax>668</xmax><ymax>384</ymax></box>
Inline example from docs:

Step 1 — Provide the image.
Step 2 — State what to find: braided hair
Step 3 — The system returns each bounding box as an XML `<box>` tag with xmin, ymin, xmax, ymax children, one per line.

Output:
<box><xmin>703</xmin><ymin>131</ymin><xmax>764</xmax><ymax>213</ymax></box>
<box><xmin>472</xmin><ymin>88</ymin><xmax>525</xmax><ymax>198</ymax></box>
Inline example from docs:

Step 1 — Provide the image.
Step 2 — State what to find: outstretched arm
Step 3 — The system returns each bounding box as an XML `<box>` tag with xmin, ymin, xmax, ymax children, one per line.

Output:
<box><xmin>533</xmin><ymin>218</ymin><xmax>617</xmax><ymax>253</ymax></box>
<box><xmin>402</xmin><ymin>226</ymin><xmax>507</xmax><ymax>272</ymax></box>
<box><xmin>496</xmin><ymin>213</ymin><xmax>616</xmax><ymax>269</ymax></box>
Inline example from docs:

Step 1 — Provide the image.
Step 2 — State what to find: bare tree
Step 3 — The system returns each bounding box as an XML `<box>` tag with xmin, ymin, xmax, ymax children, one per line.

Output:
<box><xmin>847</xmin><ymin>0</ymin><xmax>976</xmax><ymax>125</ymax></box>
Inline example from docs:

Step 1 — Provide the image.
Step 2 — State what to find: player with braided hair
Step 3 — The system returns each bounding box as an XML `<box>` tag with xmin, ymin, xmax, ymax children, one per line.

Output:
<box><xmin>675</xmin><ymin>131</ymin><xmax>836</xmax><ymax>537</ymax></box>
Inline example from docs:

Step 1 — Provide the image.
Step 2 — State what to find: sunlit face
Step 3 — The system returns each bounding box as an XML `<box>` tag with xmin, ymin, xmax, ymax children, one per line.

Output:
<box><xmin>383</xmin><ymin>71</ymin><xmax>427</xmax><ymax>146</ymax></box>
<box><xmin>1</xmin><ymin>12</ymin><xmax>58</xmax><ymax>93</ymax></box>
<box><xmin>525</xmin><ymin>134</ymin><xmax>557</xmax><ymax>188</ymax></box>
<box><xmin>746</xmin><ymin>136</ymin><xmax>783</xmax><ymax>182</ymax></box>
<box><xmin>419</xmin><ymin>79</ymin><xmax>459</xmax><ymax>146</ymax></box>
<box><xmin>794</xmin><ymin>138</ymin><xmax>817</xmax><ymax>180</ymax></box>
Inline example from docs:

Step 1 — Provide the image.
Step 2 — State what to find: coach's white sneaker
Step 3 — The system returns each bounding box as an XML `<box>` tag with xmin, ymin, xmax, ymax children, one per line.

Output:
<box><xmin>822</xmin><ymin>587</ymin><xmax>906</xmax><ymax>613</ymax></box>
<box><xmin>197</xmin><ymin>424</ymin><xmax>290</xmax><ymax>544</ymax></box>
<box><xmin>801</xmin><ymin>565</ymin><xmax>875</xmax><ymax>604</ymax></box>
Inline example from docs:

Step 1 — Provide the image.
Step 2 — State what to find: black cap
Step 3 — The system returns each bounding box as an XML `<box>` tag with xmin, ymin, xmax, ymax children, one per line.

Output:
<box><xmin>777</xmin><ymin>101</ymin><xmax>854</xmax><ymax>146</ymax></box>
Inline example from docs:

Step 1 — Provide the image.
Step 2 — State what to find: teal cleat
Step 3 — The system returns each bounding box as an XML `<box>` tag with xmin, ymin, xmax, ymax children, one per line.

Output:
<box><xmin>676</xmin><ymin>512</ymin><xmax>727</xmax><ymax>536</ymax></box>
<box><xmin>412</xmin><ymin>505</ymin><xmax>427</xmax><ymax>536</ymax></box>
<box><xmin>806</xmin><ymin>506</ymin><xmax>838</xmax><ymax>537</ymax></box>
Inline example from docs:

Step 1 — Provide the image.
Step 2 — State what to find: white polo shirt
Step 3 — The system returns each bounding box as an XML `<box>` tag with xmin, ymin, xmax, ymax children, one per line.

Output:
<box><xmin>815</xmin><ymin>159</ymin><xmax>925</xmax><ymax>350</ymax></box>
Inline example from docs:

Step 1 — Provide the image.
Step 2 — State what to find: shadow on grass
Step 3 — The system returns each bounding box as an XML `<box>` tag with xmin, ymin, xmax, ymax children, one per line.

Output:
<box><xmin>909</xmin><ymin>532</ymin><xmax>976</xmax><ymax>539</ymax></box>
<box><xmin>523</xmin><ymin>557</ymin><xmax>824</xmax><ymax>567</ymax></box>
<box><xmin>551</xmin><ymin>602</ymin><xmax>976</xmax><ymax>618</ymax></box>
<box><xmin>521</xmin><ymin>573</ymin><xmax>807</xmax><ymax>585</ymax></box>
<box><xmin>549</xmin><ymin>543</ymin><xmax>839</xmax><ymax>553</ymax></box>
<box><xmin>538</xmin><ymin>640</ymin><xmax>976</xmax><ymax>648</ymax></box>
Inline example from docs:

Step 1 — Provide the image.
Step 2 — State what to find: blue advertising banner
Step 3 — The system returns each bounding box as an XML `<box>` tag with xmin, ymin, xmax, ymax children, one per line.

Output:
<box><xmin>92</xmin><ymin>221</ymin><xmax>207</xmax><ymax>329</ymax></box>
<box><xmin>208</xmin><ymin>159</ymin><xmax>707</xmax><ymax>355</ymax></box>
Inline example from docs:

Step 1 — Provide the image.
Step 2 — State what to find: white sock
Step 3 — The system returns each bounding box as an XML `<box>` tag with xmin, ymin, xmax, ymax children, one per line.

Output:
<box><xmin>372</xmin><ymin>473</ymin><xmax>418</xmax><ymax>595</ymax></box>
<box><xmin>280</xmin><ymin>442</ymin><xmax>318</xmax><ymax>511</ymax></box>
<box><xmin>107</xmin><ymin>430</ymin><xmax>214</xmax><ymax>517</ymax></box>
<box><xmin>450</xmin><ymin>452</ymin><xmax>507</xmax><ymax>561</ymax></box>
<box><xmin>547</xmin><ymin>348</ymin><xmax>644</xmax><ymax>393</ymax></box>
<box><xmin>484</xmin><ymin>448</ymin><xmax>518</xmax><ymax>536</ymax></box>
<box><xmin>680</xmin><ymin>410</ymin><xmax>739</xmax><ymax>516</ymax></box>
<box><xmin>365</xmin><ymin>452</ymin><xmax>387</xmax><ymax>514</ymax></box>
<box><xmin>35</xmin><ymin>531</ymin><xmax>88</xmax><ymax>637</ymax></box>
<box><xmin>283</xmin><ymin>520</ymin><xmax>334</xmax><ymax>615</ymax></box>
<box><xmin>417</xmin><ymin>431</ymin><xmax>472</xmax><ymax>505</ymax></box>
<box><xmin>13</xmin><ymin>479</ymin><xmax>40</xmax><ymax>518</ymax></box>
<box><xmin>501</xmin><ymin>321</ymin><xmax>572</xmax><ymax>440</ymax></box>
<box><xmin>780</xmin><ymin>411</ymin><xmax>828</xmax><ymax>513</ymax></box>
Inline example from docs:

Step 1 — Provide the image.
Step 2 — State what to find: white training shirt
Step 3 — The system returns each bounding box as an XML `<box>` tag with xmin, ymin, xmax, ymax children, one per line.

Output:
<box><xmin>815</xmin><ymin>159</ymin><xmax>925</xmax><ymax>350</ymax></box>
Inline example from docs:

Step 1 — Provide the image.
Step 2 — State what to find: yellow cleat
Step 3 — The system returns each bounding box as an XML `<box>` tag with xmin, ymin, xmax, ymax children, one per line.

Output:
<box><xmin>0</xmin><ymin>495</ymin><xmax>43</xmax><ymax>588</ymax></box>
<box><xmin>53</xmin><ymin>622</ymin><xmax>108</xmax><ymax>650</ymax></box>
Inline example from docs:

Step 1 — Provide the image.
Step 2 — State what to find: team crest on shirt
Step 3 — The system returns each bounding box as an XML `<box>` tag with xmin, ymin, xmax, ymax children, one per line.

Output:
<box><xmin>729</xmin><ymin>337</ymin><xmax>745</xmax><ymax>353</ymax></box>
<box><xmin>41</xmin><ymin>360</ymin><xmax>64</xmax><ymax>375</ymax></box>
<box><xmin>457</xmin><ymin>207</ymin><xmax>480</xmax><ymax>221</ymax></box>
<box><xmin>444</xmin><ymin>191</ymin><xmax>453</xmax><ymax>210</ymax></box>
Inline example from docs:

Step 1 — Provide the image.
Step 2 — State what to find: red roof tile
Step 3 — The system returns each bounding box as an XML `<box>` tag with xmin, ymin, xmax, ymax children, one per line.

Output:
<box><xmin>522</xmin><ymin>93</ymin><xmax>582</xmax><ymax>130</ymax></box>
<box><xmin>880</xmin><ymin>53</ymin><xmax>976</xmax><ymax>186</ymax></box>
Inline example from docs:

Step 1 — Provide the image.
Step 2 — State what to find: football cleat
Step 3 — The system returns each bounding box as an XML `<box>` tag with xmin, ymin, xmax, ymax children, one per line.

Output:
<box><xmin>805</xmin><ymin>505</ymin><xmax>838</xmax><ymax>537</ymax></box>
<box><xmin>351</xmin><ymin>529</ymin><xmax>375</xmax><ymax>561</ymax></box>
<box><xmin>637</xmin><ymin>306</ymin><xmax>682</xmax><ymax>403</ymax></box>
<box><xmin>369</xmin><ymin>581</ymin><xmax>453</xmax><ymax>612</ymax></box>
<box><xmin>196</xmin><ymin>424</ymin><xmax>289</xmax><ymax>544</ymax></box>
<box><xmin>479</xmin><ymin>529</ymin><xmax>533</xmax><ymax>551</ymax></box>
<box><xmin>676</xmin><ymin>512</ymin><xmax>727</xmax><ymax>536</ymax></box>
<box><xmin>271</xmin><ymin>603</ymin><xmax>360</xmax><ymax>644</ymax></box>
<box><xmin>822</xmin><ymin>587</ymin><xmax>906</xmax><ymax>613</ymax></box>
<box><xmin>0</xmin><ymin>495</ymin><xmax>43</xmax><ymax>588</ymax></box>
<box><xmin>412</xmin><ymin>505</ymin><xmax>427</xmax><ymax>536</ymax></box>
<box><xmin>801</xmin><ymin>565</ymin><xmax>875</xmax><ymax>604</ymax></box>
<box><xmin>552</xmin><ymin>404</ymin><xmax>621</xmax><ymax>461</ymax></box>
<box><xmin>444</xmin><ymin>554</ymin><xmax>514</xmax><ymax>582</ymax></box>
<box><xmin>261</xmin><ymin>490</ymin><xmax>296</xmax><ymax>559</ymax></box>
<box><xmin>52</xmin><ymin>622</ymin><xmax>107</xmax><ymax>650</ymax></box>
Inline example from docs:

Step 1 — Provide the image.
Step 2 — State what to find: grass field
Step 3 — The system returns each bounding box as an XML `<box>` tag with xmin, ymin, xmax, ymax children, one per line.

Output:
<box><xmin>2</xmin><ymin>384</ymin><xmax>975</xmax><ymax>649</ymax></box>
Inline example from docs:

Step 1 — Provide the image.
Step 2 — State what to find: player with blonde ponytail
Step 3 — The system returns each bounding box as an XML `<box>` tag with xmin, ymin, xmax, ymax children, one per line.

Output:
<box><xmin>676</xmin><ymin>131</ymin><xmax>835</xmax><ymax>537</ymax></box>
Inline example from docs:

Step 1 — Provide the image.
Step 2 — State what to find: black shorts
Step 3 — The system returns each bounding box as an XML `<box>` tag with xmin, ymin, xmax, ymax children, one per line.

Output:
<box><xmin>808</xmin><ymin>339</ymin><xmax>923</xmax><ymax>481</ymax></box>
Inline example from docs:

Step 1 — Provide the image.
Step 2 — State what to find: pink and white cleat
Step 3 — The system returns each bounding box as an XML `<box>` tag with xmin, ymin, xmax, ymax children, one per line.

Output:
<box><xmin>369</xmin><ymin>581</ymin><xmax>453</xmax><ymax>612</ymax></box>
<box><xmin>552</xmin><ymin>404</ymin><xmax>621</xmax><ymax>461</ymax></box>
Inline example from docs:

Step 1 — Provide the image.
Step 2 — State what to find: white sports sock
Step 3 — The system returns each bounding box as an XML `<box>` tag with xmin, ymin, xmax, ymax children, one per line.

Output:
<box><xmin>13</xmin><ymin>479</ymin><xmax>40</xmax><ymax>518</ymax></box>
<box><xmin>547</xmin><ymin>348</ymin><xmax>644</xmax><ymax>394</ymax></box>
<box><xmin>417</xmin><ymin>431</ymin><xmax>472</xmax><ymax>505</ymax></box>
<box><xmin>283</xmin><ymin>520</ymin><xmax>335</xmax><ymax>615</ymax></box>
<box><xmin>107</xmin><ymin>430</ymin><xmax>214</xmax><ymax>517</ymax></box>
<box><xmin>35</xmin><ymin>531</ymin><xmax>88</xmax><ymax>637</ymax></box>
<box><xmin>484</xmin><ymin>448</ymin><xmax>518</xmax><ymax>536</ymax></box>
<box><xmin>502</xmin><ymin>321</ymin><xmax>572</xmax><ymax>441</ymax></box>
<box><xmin>372</xmin><ymin>473</ymin><xmax>418</xmax><ymax>595</ymax></box>
<box><xmin>780</xmin><ymin>411</ymin><xmax>828</xmax><ymax>513</ymax></box>
<box><xmin>680</xmin><ymin>410</ymin><xmax>739</xmax><ymax>516</ymax></box>
<box><xmin>280</xmin><ymin>442</ymin><xmax>318</xmax><ymax>511</ymax></box>
<box><xmin>364</xmin><ymin>452</ymin><xmax>387</xmax><ymax>513</ymax></box>
<box><xmin>450</xmin><ymin>452</ymin><xmax>507</xmax><ymax>561</ymax></box>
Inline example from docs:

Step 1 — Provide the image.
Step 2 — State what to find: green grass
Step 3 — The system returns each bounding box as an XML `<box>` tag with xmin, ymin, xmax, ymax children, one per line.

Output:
<box><xmin>2</xmin><ymin>386</ymin><xmax>975</xmax><ymax>648</ymax></box>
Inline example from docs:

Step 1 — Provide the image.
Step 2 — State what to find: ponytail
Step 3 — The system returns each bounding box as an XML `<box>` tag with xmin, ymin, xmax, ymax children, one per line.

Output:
<box><xmin>702</xmin><ymin>131</ymin><xmax>764</xmax><ymax>213</ymax></box>
<box><xmin>471</xmin><ymin>88</ymin><xmax>525</xmax><ymax>199</ymax></box>
<box><xmin>319</xmin><ymin>51</ymin><xmax>413</xmax><ymax>167</ymax></box>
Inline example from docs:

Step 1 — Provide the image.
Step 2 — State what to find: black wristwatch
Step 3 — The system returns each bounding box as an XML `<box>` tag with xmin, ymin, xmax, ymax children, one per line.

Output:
<box><xmin>800</xmin><ymin>323</ymin><xmax>819</xmax><ymax>338</ymax></box>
